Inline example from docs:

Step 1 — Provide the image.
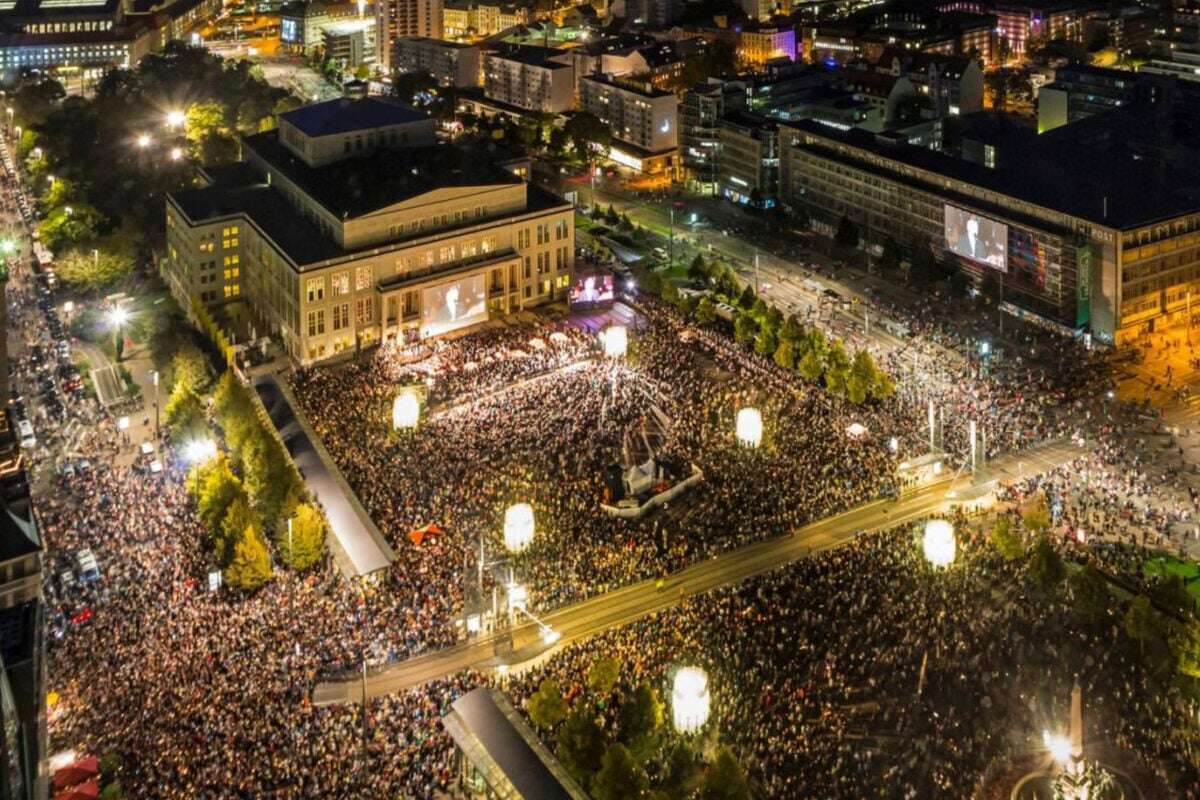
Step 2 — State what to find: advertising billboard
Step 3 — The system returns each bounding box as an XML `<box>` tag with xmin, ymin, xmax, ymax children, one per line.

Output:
<box><xmin>944</xmin><ymin>205</ymin><xmax>1007</xmax><ymax>272</ymax></box>
<box><xmin>569</xmin><ymin>272</ymin><xmax>614</xmax><ymax>308</ymax></box>
<box><xmin>421</xmin><ymin>275</ymin><xmax>487</xmax><ymax>337</ymax></box>
<box><xmin>281</xmin><ymin>18</ymin><xmax>299</xmax><ymax>43</ymax></box>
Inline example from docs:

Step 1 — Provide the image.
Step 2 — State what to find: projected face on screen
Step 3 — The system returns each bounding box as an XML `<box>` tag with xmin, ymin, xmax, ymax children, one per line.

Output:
<box><xmin>944</xmin><ymin>205</ymin><xmax>1008</xmax><ymax>272</ymax></box>
<box><xmin>422</xmin><ymin>276</ymin><xmax>487</xmax><ymax>337</ymax></box>
<box><xmin>569</xmin><ymin>273</ymin><xmax>614</xmax><ymax>307</ymax></box>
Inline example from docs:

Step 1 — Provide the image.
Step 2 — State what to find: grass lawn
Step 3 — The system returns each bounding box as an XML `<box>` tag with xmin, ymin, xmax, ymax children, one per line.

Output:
<box><xmin>1143</xmin><ymin>556</ymin><xmax>1200</xmax><ymax>601</ymax></box>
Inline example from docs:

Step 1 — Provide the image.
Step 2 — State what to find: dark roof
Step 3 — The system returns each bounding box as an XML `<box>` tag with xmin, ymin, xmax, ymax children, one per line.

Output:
<box><xmin>0</xmin><ymin>504</ymin><xmax>38</xmax><ymax>564</ymax></box>
<box><xmin>583</xmin><ymin>72</ymin><xmax>672</xmax><ymax>98</ymax></box>
<box><xmin>488</xmin><ymin>43</ymin><xmax>572</xmax><ymax>68</ymax></box>
<box><xmin>442</xmin><ymin>688</ymin><xmax>589</xmax><ymax>800</ymax></box>
<box><xmin>785</xmin><ymin>116</ymin><xmax>1200</xmax><ymax>230</ymax></box>
<box><xmin>279</xmin><ymin>96</ymin><xmax>429</xmax><ymax>138</ymax></box>
<box><xmin>243</xmin><ymin>130</ymin><xmax>521</xmax><ymax>219</ymax></box>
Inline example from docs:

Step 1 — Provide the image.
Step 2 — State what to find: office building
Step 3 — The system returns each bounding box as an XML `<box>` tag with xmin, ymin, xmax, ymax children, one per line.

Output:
<box><xmin>0</xmin><ymin>0</ymin><xmax>158</xmax><ymax>82</ymax></box>
<box><xmin>393</xmin><ymin>36</ymin><xmax>479</xmax><ymax>86</ymax></box>
<box><xmin>937</xmin><ymin>0</ymin><xmax>1084</xmax><ymax>59</ymax></box>
<box><xmin>718</xmin><ymin>111</ymin><xmax>780</xmax><ymax>207</ymax></box>
<box><xmin>579</xmin><ymin>74</ymin><xmax>678</xmax><ymax>175</ymax></box>
<box><xmin>778</xmin><ymin>94</ymin><xmax>1200</xmax><ymax>343</ymax></box>
<box><xmin>737</xmin><ymin>23</ymin><xmax>796</xmax><ymax>68</ymax></box>
<box><xmin>483</xmin><ymin>45</ymin><xmax>574</xmax><ymax>112</ymax></box>
<box><xmin>281</xmin><ymin>0</ymin><xmax>372</xmax><ymax>55</ymax></box>
<box><xmin>374</xmin><ymin>0</ymin><xmax>441</xmax><ymax>69</ymax></box>
<box><xmin>680</xmin><ymin>79</ymin><xmax>747</xmax><ymax>192</ymax></box>
<box><xmin>164</xmin><ymin>96</ymin><xmax>575</xmax><ymax>365</ymax></box>
<box><xmin>1037</xmin><ymin>64</ymin><xmax>1157</xmax><ymax>133</ymax></box>
<box><xmin>322</xmin><ymin>20</ymin><xmax>376</xmax><ymax>68</ymax></box>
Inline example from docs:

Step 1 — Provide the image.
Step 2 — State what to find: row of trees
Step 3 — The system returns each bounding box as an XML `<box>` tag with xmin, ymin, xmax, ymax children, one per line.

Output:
<box><xmin>177</xmin><ymin>371</ymin><xmax>326</xmax><ymax>590</ymax></box>
<box><xmin>987</xmin><ymin>497</ymin><xmax>1200</xmax><ymax>680</ymax></box>
<box><xmin>654</xmin><ymin>255</ymin><xmax>894</xmax><ymax>405</ymax></box>
<box><xmin>527</xmin><ymin>656</ymin><xmax>752</xmax><ymax>800</ymax></box>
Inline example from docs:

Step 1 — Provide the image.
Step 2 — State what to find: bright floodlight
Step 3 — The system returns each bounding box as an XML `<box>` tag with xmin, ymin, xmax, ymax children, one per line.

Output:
<box><xmin>735</xmin><ymin>407</ymin><xmax>762</xmax><ymax>448</ymax></box>
<box><xmin>391</xmin><ymin>390</ymin><xmax>420</xmax><ymax>430</ymax></box>
<box><xmin>184</xmin><ymin>438</ymin><xmax>218</xmax><ymax>463</ymax></box>
<box><xmin>541</xmin><ymin>627</ymin><xmax>561</xmax><ymax>645</ymax></box>
<box><xmin>166</xmin><ymin>110</ymin><xmax>186</xmax><ymax>127</ymax></box>
<box><xmin>0</xmin><ymin>239</ymin><xmax>14</xmax><ymax>255</ymax></box>
<box><xmin>170</xmin><ymin>147</ymin><xmax>184</xmax><ymax>161</ymax></box>
<box><xmin>601</xmin><ymin>325</ymin><xmax>628</xmax><ymax>358</ymax></box>
<box><xmin>136</xmin><ymin>133</ymin><xmax>151</xmax><ymax>148</ymax></box>
<box><xmin>507</xmin><ymin>582</ymin><xmax>527</xmax><ymax>612</ymax></box>
<box><xmin>846</xmin><ymin>422</ymin><xmax>867</xmax><ymax>438</ymax></box>
<box><xmin>672</xmin><ymin>667</ymin><xmax>711</xmax><ymax>733</ymax></box>
<box><xmin>922</xmin><ymin>519</ymin><xmax>956</xmax><ymax>568</ymax></box>
<box><xmin>108</xmin><ymin>307</ymin><xmax>129</xmax><ymax>327</ymax></box>
<box><xmin>504</xmin><ymin>502</ymin><xmax>535</xmax><ymax>553</ymax></box>
<box><xmin>1044</xmin><ymin>731</ymin><xmax>1072</xmax><ymax>767</ymax></box>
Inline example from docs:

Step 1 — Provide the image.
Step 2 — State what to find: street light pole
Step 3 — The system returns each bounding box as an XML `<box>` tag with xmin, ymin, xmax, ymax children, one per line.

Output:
<box><xmin>669</xmin><ymin>207</ymin><xmax>675</xmax><ymax>268</ymax></box>
<box><xmin>150</xmin><ymin>370</ymin><xmax>159</xmax><ymax>439</ymax></box>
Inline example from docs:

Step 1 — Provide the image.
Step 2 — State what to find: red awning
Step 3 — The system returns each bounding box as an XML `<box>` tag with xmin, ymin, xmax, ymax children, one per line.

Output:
<box><xmin>54</xmin><ymin>778</ymin><xmax>99</xmax><ymax>800</ymax></box>
<box><xmin>51</xmin><ymin>757</ymin><xmax>99</xmax><ymax>791</ymax></box>
<box><xmin>408</xmin><ymin>523</ymin><xmax>445</xmax><ymax>546</ymax></box>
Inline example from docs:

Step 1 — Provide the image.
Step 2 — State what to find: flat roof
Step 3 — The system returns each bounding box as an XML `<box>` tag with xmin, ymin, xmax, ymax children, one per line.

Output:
<box><xmin>243</xmin><ymin>130</ymin><xmax>522</xmax><ymax>219</ymax></box>
<box><xmin>280</xmin><ymin>97</ymin><xmax>429</xmax><ymax>138</ymax></box>
<box><xmin>582</xmin><ymin>72</ymin><xmax>673</xmax><ymax>98</ymax></box>
<box><xmin>785</xmin><ymin>117</ymin><xmax>1200</xmax><ymax>230</ymax></box>
<box><xmin>442</xmin><ymin>688</ymin><xmax>589</xmax><ymax>800</ymax></box>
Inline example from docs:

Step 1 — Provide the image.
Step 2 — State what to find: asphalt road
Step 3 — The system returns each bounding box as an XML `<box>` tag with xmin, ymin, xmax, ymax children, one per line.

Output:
<box><xmin>311</xmin><ymin>439</ymin><xmax>1082</xmax><ymax>705</ymax></box>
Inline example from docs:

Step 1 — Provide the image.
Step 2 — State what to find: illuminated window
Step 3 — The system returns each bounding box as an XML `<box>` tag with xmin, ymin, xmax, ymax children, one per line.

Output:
<box><xmin>307</xmin><ymin>309</ymin><xmax>325</xmax><ymax>336</ymax></box>
<box><xmin>439</xmin><ymin>245</ymin><xmax>457</xmax><ymax>263</ymax></box>
<box><xmin>332</xmin><ymin>303</ymin><xmax>349</xmax><ymax>330</ymax></box>
<box><xmin>223</xmin><ymin>238</ymin><xmax>238</xmax><ymax>248</ymax></box>
<box><xmin>355</xmin><ymin>265</ymin><xmax>372</xmax><ymax>290</ymax></box>
<box><xmin>223</xmin><ymin>254</ymin><xmax>239</xmax><ymax>267</ymax></box>
<box><xmin>356</xmin><ymin>296</ymin><xmax>373</xmax><ymax>323</ymax></box>
<box><xmin>331</xmin><ymin>271</ymin><xmax>350</xmax><ymax>295</ymax></box>
<box><xmin>306</xmin><ymin>277</ymin><xmax>324</xmax><ymax>302</ymax></box>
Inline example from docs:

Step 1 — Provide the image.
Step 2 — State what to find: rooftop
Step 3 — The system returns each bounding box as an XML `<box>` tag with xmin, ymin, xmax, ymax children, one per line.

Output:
<box><xmin>785</xmin><ymin>114</ymin><xmax>1200</xmax><ymax>230</ymax></box>
<box><xmin>279</xmin><ymin>96</ymin><xmax>429</xmax><ymax>138</ymax></box>
<box><xmin>487</xmin><ymin>43</ymin><xmax>572</xmax><ymax>68</ymax></box>
<box><xmin>582</xmin><ymin>72</ymin><xmax>673</xmax><ymax>98</ymax></box>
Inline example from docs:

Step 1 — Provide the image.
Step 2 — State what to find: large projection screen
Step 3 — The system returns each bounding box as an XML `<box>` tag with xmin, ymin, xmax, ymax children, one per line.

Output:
<box><xmin>944</xmin><ymin>205</ymin><xmax>1007</xmax><ymax>272</ymax></box>
<box><xmin>421</xmin><ymin>275</ymin><xmax>487</xmax><ymax>337</ymax></box>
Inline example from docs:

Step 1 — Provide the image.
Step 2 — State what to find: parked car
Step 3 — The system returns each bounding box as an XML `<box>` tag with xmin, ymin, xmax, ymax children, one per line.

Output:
<box><xmin>16</xmin><ymin>418</ymin><xmax>34</xmax><ymax>449</ymax></box>
<box><xmin>75</xmin><ymin>549</ymin><xmax>101</xmax><ymax>583</ymax></box>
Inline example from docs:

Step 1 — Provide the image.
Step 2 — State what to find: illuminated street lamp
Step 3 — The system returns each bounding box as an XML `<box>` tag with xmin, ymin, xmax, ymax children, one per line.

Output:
<box><xmin>183</xmin><ymin>438</ymin><xmax>218</xmax><ymax>464</ymax></box>
<box><xmin>735</xmin><ymin>407</ymin><xmax>762</xmax><ymax>448</ymax></box>
<box><xmin>0</xmin><ymin>239</ymin><xmax>15</xmax><ymax>256</ymax></box>
<box><xmin>1043</xmin><ymin>730</ymin><xmax>1072</xmax><ymax>767</ymax></box>
<box><xmin>922</xmin><ymin>519</ymin><xmax>956</xmax><ymax>568</ymax></box>
<box><xmin>391</xmin><ymin>389</ymin><xmax>420</xmax><ymax>430</ymax></box>
<box><xmin>136</xmin><ymin>133</ymin><xmax>152</xmax><ymax>148</ymax></box>
<box><xmin>671</xmin><ymin>667</ymin><xmax>711</xmax><ymax>733</ymax></box>
<box><xmin>30</xmin><ymin>147</ymin><xmax>40</xmax><ymax>160</ymax></box>
<box><xmin>165</xmin><ymin>109</ymin><xmax>186</xmax><ymax>128</ymax></box>
<box><xmin>109</xmin><ymin>306</ymin><xmax>130</xmax><ymax>362</ymax></box>
<box><xmin>169</xmin><ymin>147</ymin><xmax>184</xmax><ymax>161</ymax></box>
<box><xmin>601</xmin><ymin>325</ymin><xmax>628</xmax><ymax>358</ymax></box>
<box><xmin>503</xmin><ymin>502</ymin><xmax>535</xmax><ymax>553</ymax></box>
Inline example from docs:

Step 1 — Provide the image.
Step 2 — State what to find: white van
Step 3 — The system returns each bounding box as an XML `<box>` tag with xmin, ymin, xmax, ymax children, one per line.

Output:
<box><xmin>16</xmin><ymin>419</ymin><xmax>34</xmax><ymax>449</ymax></box>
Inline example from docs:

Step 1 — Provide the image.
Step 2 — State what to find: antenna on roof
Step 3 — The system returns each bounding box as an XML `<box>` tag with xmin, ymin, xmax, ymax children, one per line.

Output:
<box><xmin>1103</xmin><ymin>195</ymin><xmax>1108</xmax><ymax>219</ymax></box>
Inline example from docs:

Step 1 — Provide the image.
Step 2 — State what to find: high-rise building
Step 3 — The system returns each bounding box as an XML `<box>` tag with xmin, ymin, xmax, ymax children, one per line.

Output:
<box><xmin>680</xmin><ymin>79</ymin><xmax>746</xmax><ymax>193</ymax></box>
<box><xmin>483</xmin><ymin>46</ymin><xmax>575</xmax><ymax>112</ymax></box>
<box><xmin>374</xmin><ymin>0</ymin><xmax>441</xmax><ymax>70</ymax></box>
<box><xmin>580</xmin><ymin>74</ymin><xmax>678</xmax><ymax>175</ymax></box>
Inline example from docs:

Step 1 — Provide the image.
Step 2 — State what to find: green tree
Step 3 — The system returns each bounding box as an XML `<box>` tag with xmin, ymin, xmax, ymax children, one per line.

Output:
<box><xmin>557</xmin><ymin>708</ymin><xmax>606</xmax><ymax>788</ymax></box>
<box><xmin>528</xmin><ymin>679</ymin><xmax>569</xmax><ymax>729</ymax></box>
<box><xmin>687</xmin><ymin>254</ymin><xmax>708</xmax><ymax>282</ymax></box>
<box><xmin>618</xmin><ymin>683</ymin><xmax>663</xmax><ymax>759</ymax></box>
<box><xmin>754</xmin><ymin>327</ymin><xmax>776</xmax><ymax>357</ymax></box>
<box><xmin>736</xmin><ymin>283</ymin><xmax>756</xmax><ymax>310</ymax></box>
<box><xmin>392</xmin><ymin>70</ymin><xmax>436</xmax><ymax>104</ymax></box>
<box><xmin>780</xmin><ymin>314</ymin><xmax>804</xmax><ymax>344</ymax></box>
<box><xmin>773</xmin><ymin>338</ymin><xmax>795</xmax><ymax>370</ymax></box>
<box><xmin>660</xmin><ymin>742</ymin><xmax>702</xmax><ymax>800</ymax></box>
<box><xmin>593</xmin><ymin>743</ymin><xmax>648</xmax><ymax>800</ymax></box>
<box><xmin>279</xmin><ymin>502</ymin><xmax>326</xmax><ymax>570</ymax></box>
<box><xmin>586</xmin><ymin>657</ymin><xmax>621</xmax><ymax>695</ymax></box>
<box><xmin>1028</xmin><ymin>536</ymin><xmax>1065</xmax><ymax>592</ymax></box>
<box><xmin>1022</xmin><ymin>497</ymin><xmax>1052</xmax><ymax>536</ymax></box>
<box><xmin>54</xmin><ymin>247</ymin><xmax>131</xmax><ymax>292</ymax></box>
<box><xmin>169</xmin><ymin>344</ymin><xmax>209</xmax><ymax>396</ymax></box>
<box><xmin>699</xmin><ymin>749</ymin><xmax>752</xmax><ymax>800</ymax></box>
<box><xmin>184</xmin><ymin>101</ymin><xmax>227</xmax><ymax>147</ymax></box>
<box><xmin>223</xmin><ymin>520</ymin><xmax>273</xmax><ymax>591</ymax></box>
<box><xmin>750</xmin><ymin>297</ymin><xmax>769</xmax><ymax>320</ymax></box>
<box><xmin>1070</xmin><ymin>564</ymin><xmax>1113</xmax><ymax>625</ymax></box>
<box><xmin>695</xmin><ymin>296</ymin><xmax>717</xmax><ymax>325</ymax></box>
<box><xmin>1124</xmin><ymin>594</ymin><xmax>1168</xmax><ymax>661</ymax></box>
<box><xmin>824</xmin><ymin>340</ymin><xmax>851</xmax><ymax>397</ymax></box>
<box><xmin>37</xmin><ymin>203</ymin><xmax>104</xmax><ymax>253</ymax></box>
<box><xmin>164</xmin><ymin>384</ymin><xmax>206</xmax><ymax>444</ymax></box>
<box><xmin>988</xmin><ymin>516</ymin><xmax>1025</xmax><ymax>560</ymax></box>
<box><xmin>733</xmin><ymin>314</ymin><xmax>757</xmax><ymax>344</ymax></box>
<box><xmin>797</xmin><ymin>349</ymin><xmax>824</xmax><ymax>383</ymax></box>
<box><xmin>850</xmin><ymin>350</ymin><xmax>879</xmax><ymax>398</ymax></box>
<box><xmin>763</xmin><ymin>305</ymin><xmax>783</xmax><ymax>334</ymax></box>
<box><xmin>1152</xmin><ymin>574</ymin><xmax>1195</xmax><ymax>619</ymax></box>
<box><xmin>197</xmin><ymin>457</ymin><xmax>245</xmax><ymax>534</ymax></box>
<box><xmin>564</xmin><ymin>111</ymin><xmax>612</xmax><ymax>163</ymax></box>
<box><xmin>1171</xmin><ymin>618</ymin><xmax>1200</xmax><ymax>677</ymax></box>
<box><xmin>220</xmin><ymin>494</ymin><xmax>259</xmax><ymax>566</ymax></box>
<box><xmin>660</xmin><ymin>279</ymin><xmax>681</xmax><ymax>307</ymax></box>
<box><xmin>846</xmin><ymin>373</ymin><xmax>869</xmax><ymax>405</ymax></box>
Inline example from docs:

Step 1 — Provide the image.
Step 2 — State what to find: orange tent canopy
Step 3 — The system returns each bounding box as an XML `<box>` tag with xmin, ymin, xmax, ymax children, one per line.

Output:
<box><xmin>408</xmin><ymin>523</ymin><xmax>445</xmax><ymax>546</ymax></box>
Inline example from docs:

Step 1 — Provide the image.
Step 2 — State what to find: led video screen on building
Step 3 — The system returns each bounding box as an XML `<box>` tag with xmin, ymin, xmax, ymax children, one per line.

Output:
<box><xmin>569</xmin><ymin>273</ymin><xmax>614</xmax><ymax>308</ymax></box>
<box><xmin>421</xmin><ymin>275</ymin><xmax>487</xmax><ymax>337</ymax></box>
<box><xmin>281</xmin><ymin>18</ymin><xmax>299</xmax><ymax>43</ymax></box>
<box><xmin>944</xmin><ymin>205</ymin><xmax>1008</xmax><ymax>272</ymax></box>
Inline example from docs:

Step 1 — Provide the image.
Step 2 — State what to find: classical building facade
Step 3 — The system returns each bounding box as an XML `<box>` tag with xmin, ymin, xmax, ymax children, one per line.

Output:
<box><xmin>164</xmin><ymin>97</ymin><xmax>575</xmax><ymax>365</ymax></box>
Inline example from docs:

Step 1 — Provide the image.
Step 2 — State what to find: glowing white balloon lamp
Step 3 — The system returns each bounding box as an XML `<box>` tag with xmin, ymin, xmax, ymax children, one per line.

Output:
<box><xmin>601</xmin><ymin>325</ymin><xmax>628</xmax><ymax>358</ymax></box>
<box><xmin>672</xmin><ymin>667</ymin><xmax>711</xmax><ymax>733</ymax></box>
<box><xmin>503</xmin><ymin>502</ymin><xmax>535</xmax><ymax>553</ymax></box>
<box><xmin>392</xmin><ymin>390</ymin><xmax>420</xmax><ymax>430</ymax></box>
<box><xmin>735</xmin><ymin>407</ymin><xmax>762</xmax><ymax>448</ymax></box>
<box><xmin>922</xmin><ymin>519</ymin><xmax>956</xmax><ymax>568</ymax></box>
